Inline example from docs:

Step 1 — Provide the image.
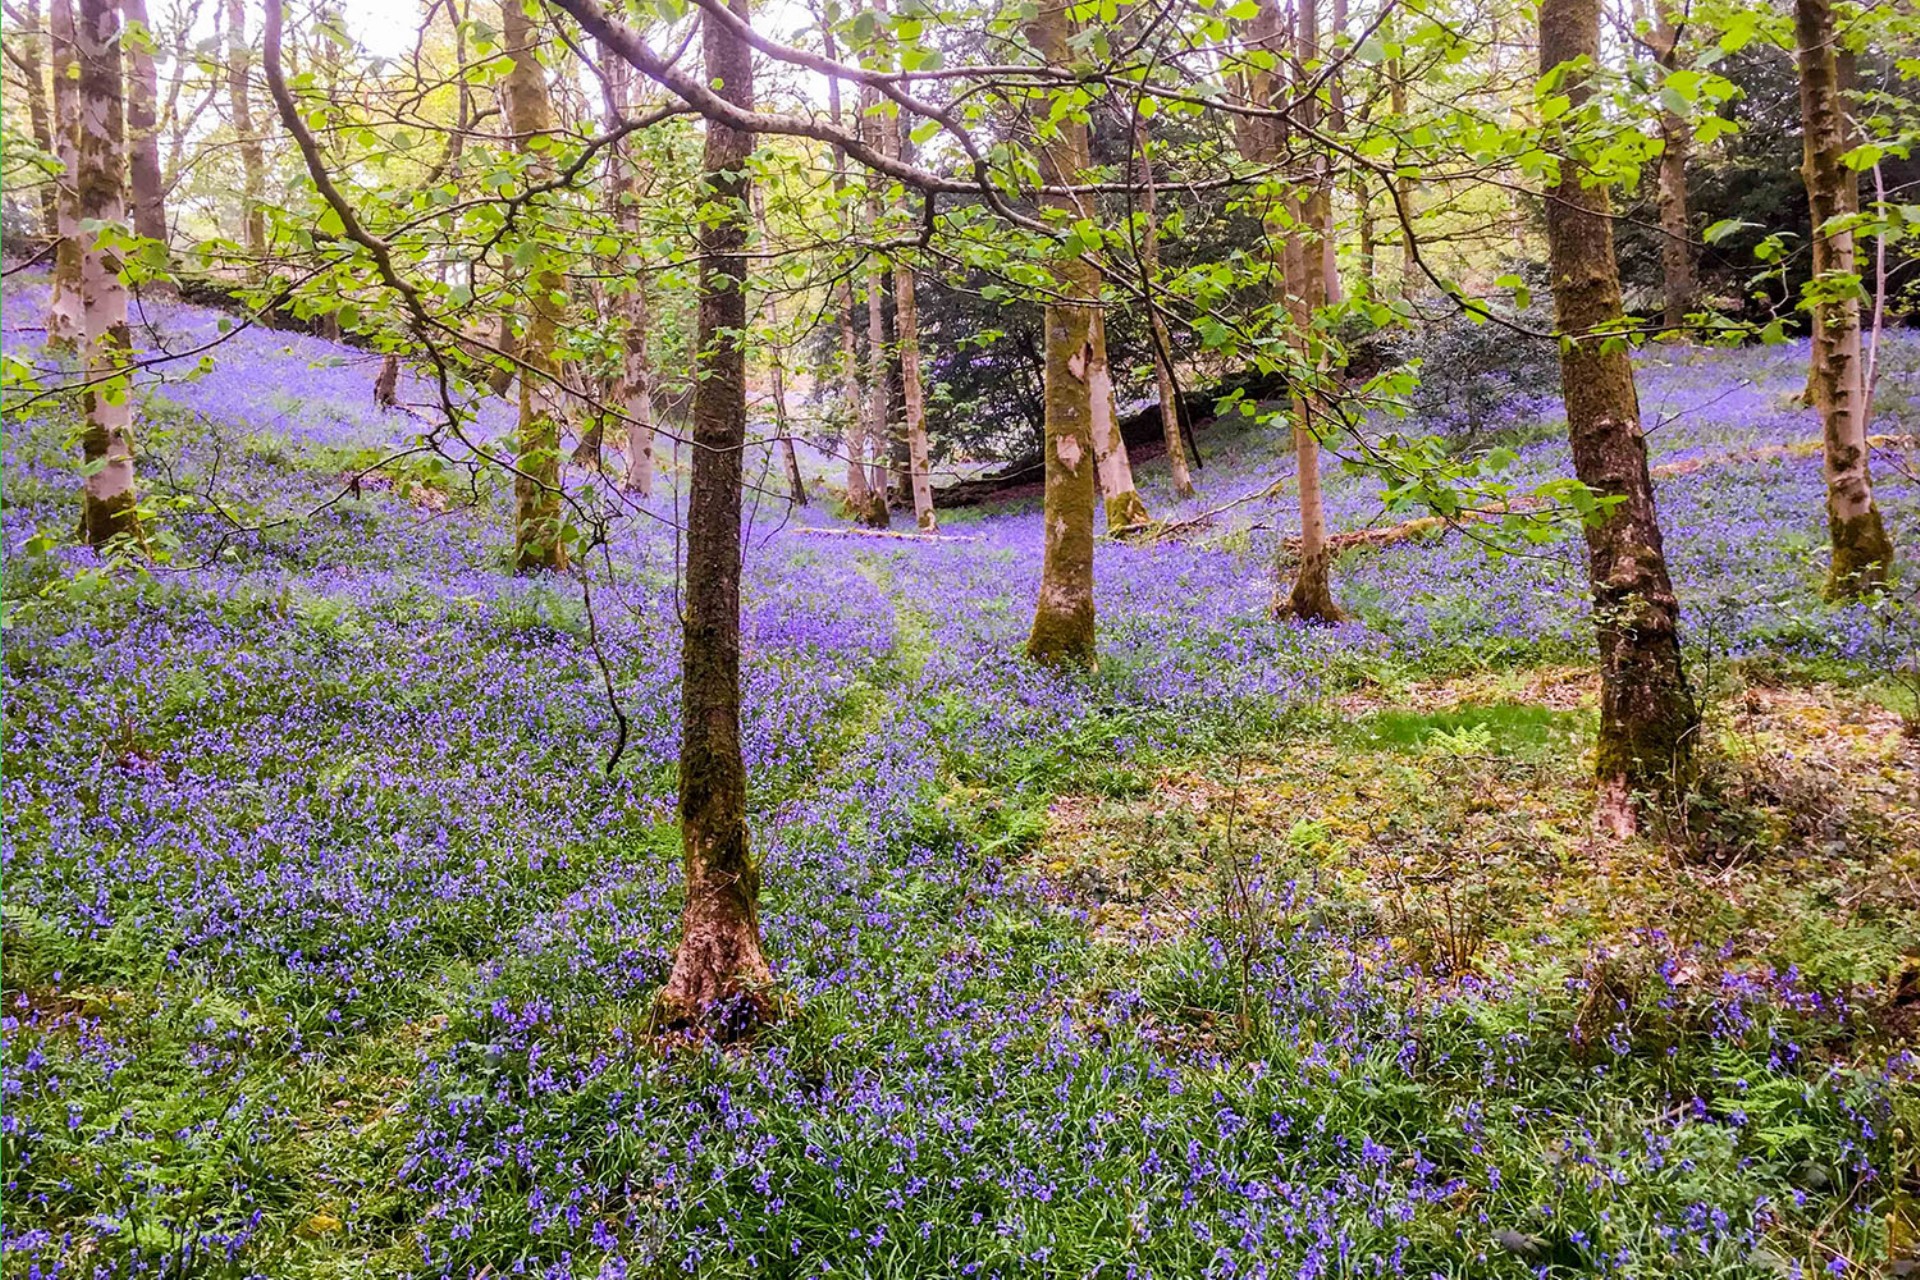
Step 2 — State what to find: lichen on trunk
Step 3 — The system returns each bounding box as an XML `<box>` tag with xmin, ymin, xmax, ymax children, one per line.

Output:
<box><xmin>1540</xmin><ymin>0</ymin><xmax>1699</xmax><ymax>834</ymax></box>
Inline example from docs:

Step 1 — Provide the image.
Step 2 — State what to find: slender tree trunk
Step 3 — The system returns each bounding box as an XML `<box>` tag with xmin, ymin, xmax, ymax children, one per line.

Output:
<box><xmin>1540</xmin><ymin>0</ymin><xmax>1698</xmax><ymax>835</ymax></box>
<box><xmin>1647</xmin><ymin>3</ymin><xmax>1695</xmax><ymax>332</ymax></box>
<box><xmin>751</xmin><ymin>190</ymin><xmax>808</xmax><ymax>508</ymax></box>
<box><xmin>1087</xmin><ymin>311</ymin><xmax>1151</xmax><ymax>531</ymax></box>
<box><xmin>502</xmin><ymin>0</ymin><xmax>566</xmax><ymax>571</ymax></box>
<box><xmin>1024</xmin><ymin>0</ymin><xmax>1098</xmax><ymax>665</ymax></box>
<box><xmin>1795</xmin><ymin>0</ymin><xmax>1894</xmax><ymax>597</ymax></box>
<box><xmin>657</xmin><ymin>0</ymin><xmax>774</xmax><ymax>1028</ymax></box>
<box><xmin>1132</xmin><ymin>118</ymin><xmax>1195</xmax><ymax>499</ymax></box>
<box><xmin>373</xmin><ymin>352</ymin><xmax>400</xmax><ymax>407</ymax></box>
<box><xmin>771</xmin><ymin>348</ymin><xmax>807</xmax><ymax>507</ymax></box>
<box><xmin>1389</xmin><ymin>49</ymin><xmax>1419</xmax><ymax>301</ymax></box>
<box><xmin>122</xmin><ymin>0</ymin><xmax>166</xmax><ymax>247</ymax></box>
<box><xmin>1285</xmin><ymin>0</ymin><xmax>1342</xmax><ymax>622</ymax></box>
<box><xmin>75</xmin><ymin>0</ymin><xmax>138</xmax><ymax>545</ymax></box>
<box><xmin>16</xmin><ymin>0</ymin><xmax>60</xmax><ymax>236</ymax></box>
<box><xmin>892</xmin><ymin>109</ymin><xmax>935</xmax><ymax>528</ymax></box>
<box><xmin>858</xmin><ymin>57</ymin><xmax>892</xmax><ymax>528</ymax></box>
<box><xmin>822</xmin><ymin>21</ymin><xmax>870</xmax><ymax>520</ymax></box>
<box><xmin>47</xmin><ymin>0</ymin><xmax>83</xmax><ymax>353</ymax></box>
<box><xmin>225</xmin><ymin>0</ymin><xmax>266</xmax><ymax>267</ymax></box>
<box><xmin>600</xmin><ymin>48</ymin><xmax>655</xmax><ymax>497</ymax></box>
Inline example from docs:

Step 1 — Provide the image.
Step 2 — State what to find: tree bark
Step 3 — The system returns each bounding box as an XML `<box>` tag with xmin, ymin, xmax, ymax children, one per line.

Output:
<box><xmin>16</xmin><ymin>0</ymin><xmax>60</xmax><ymax>235</ymax></box>
<box><xmin>1088</xmin><ymin>310</ymin><xmax>1150</xmax><ymax>530</ymax></box>
<box><xmin>657</xmin><ymin>0</ymin><xmax>774</xmax><ymax>1028</ymax></box>
<box><xmin>122</xmin><ymin>0</ymin><xmax>166</xmax><ymax>246</ymax></box>
<box><xmin>1389</xmin><ymin>46</ymin><xmax>1419</xmax><ymax>302</ymax></box>
<box><xmin>893</xmin><ymin>110</ymin><xmax>935</xmax><ymax>529</ymax></box>
<box><xmin>1540</xmin><ymin>0</ymin><xmax>1698</xmax><ymax>835</ymax></box>
<box><xmin>1284</xmin><ymin>0</ymin><xmax>1342</xmax><ymax>622</ymax></box>
<box><xmin>1132</xmin><ymin>118</ymin><xmax>1195</xmax><ymax>499</ymax></box>
<box><xmin>225</xmin><ymin>0</ymin><xmax>266</xmax><ymax>267</ymax></box>
<box><xmin>502</xmin><ymin>0</ymin><xmax>567</xmax><ymax>571</ymax></box>
<box><xmin>1795</xmin><ymin>0</ymin><xmax>1894</xmax><ymax>597</ymax></box>
<box><xmin>373</xmin><ymin>352</ymin><xmax>400</xmax><ymax>407</ymax></box>
<box><xmin>1647</xmin><ymin>2</ymin><xmax>1695</xmax><ymax>332</ymax></box>
<box><xmin>752</xmin><ymin>190</ymin><xmax>808</xmax><ymax>508</ymax></box>
<box><xmin>822</xmin><ymin>20</ymin><xmax>871</xmax><ymax>520</ymax></box>
<box><xmin>47</xmin><ymin>0</ymin><xmax>83</xmax><ymax>353</ymax></box>
<box><xmin>600</xmin><ymin>42</ymin><xmax>655</xmax><ymax>497</ymax></box>
<box><xmin>76</xmin><ymin>0</ymin><xmax>138</xmax><ymax>545</ymax></box>
<box><xmin>1024</xmin><ymin>0</ymin><xmax>1099</xmax><ymax>666</ymax></box>
<box><xmin>858</xmin><ymin>59</ymin><xmax>892</xmax><ymax>528</ymax></box>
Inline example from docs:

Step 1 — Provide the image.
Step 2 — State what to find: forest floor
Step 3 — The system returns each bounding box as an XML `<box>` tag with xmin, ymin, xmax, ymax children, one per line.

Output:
<box><xmin>5</xmin><ymin>282</ymin><xmax>1920</xmax><ymax>1278</ymax></box>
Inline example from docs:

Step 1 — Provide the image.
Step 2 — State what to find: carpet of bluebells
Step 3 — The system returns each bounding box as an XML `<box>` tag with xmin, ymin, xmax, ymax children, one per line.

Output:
<box><xmin>4</xmin><ymin>281</ymin><xmax>1919</xmax><ymax>1279</ymax></box>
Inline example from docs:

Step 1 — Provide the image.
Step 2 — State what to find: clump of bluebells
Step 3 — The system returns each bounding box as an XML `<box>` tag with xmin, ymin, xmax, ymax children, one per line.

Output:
<box><xmin>3</xmin><ymin>286</ymin><xmax>1916</xmax><ymax>1278</ymax></box>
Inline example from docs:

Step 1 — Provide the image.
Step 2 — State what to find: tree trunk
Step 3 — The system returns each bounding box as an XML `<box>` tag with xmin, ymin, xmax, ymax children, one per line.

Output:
<box><xmin>373</xmin><ymin>353</ymin><xmax>400</xmax><ymax>407</ymax></box>
<box><xmin>1024</xmin><ymin>0</ymin><xmax>1099</xmax><ymax>666</ymax></box>
<box><xmin>1795</xmin><ymin>0</ymin><xmax>1894</xmax><ymax>597</ymax></box>
<box><xmin>76</xmin><ymin>0</ymin><xmax>138</xmax><ymax>545</ymax></box>
<box><xmin>16</xmin><ymin>0</ymin><xmax>60</xmax><ymax>236</ymax></box>
<box><xmin>47</xmin><ymin>0</ymin><xmax>83</xmax><ymax>353</ymax></box>
<box><xmin>502</xmin><ymin>0</ymin><xmax>566</xmax><ymax>571</ymax></box>
<box><xmin>1540</xmin><ymin>0</ymin><xmax>1698</xmax><ymax>835</ymax></box>
<box><xmin>1088</xmin><ymin>311</ymin><xmax>1151</xmax><ymax>531</ymax></box>
<box><xmin>225</xmin><ymin>0</ymin><xmax>266</xmax><ymax>267</ymax></box>
<box><xmin>823</xmin><ymin>20</ymin><xmax>870</xmax><ymax>520</ymax></box>
<box><xmin>122</xmin><ymin>0</ymin><xmax>166</xmax><ymax>247</ymax></box>
<box><xmin>1284</xmin><ymin>0</ymin><xmax>1342</xmax><ymax>622</ymax></box>
<box><xmin>657</xmin><ymin>0</ymin><xmax>774</xmax><ymax>1029</ymax></box>
<box><xmin>1132</xmin><ymin>118</ymin><xmax>1195</xmax><ymax>499</ymax></box>
<box><xmin>1389</xmin><ymin>47</ymin><xmax>1419</xmax><ymax>302</ymax></box>
<box><xmin>753</xmin><ymin>190</ymin><xmax>808</xmax><ymax>508</ymax></box>
<box><xmin>893</xmin><ymin>110</ymin><xmax>935</xmax><ymax>529</ymax></box>
<box><xmin>859</xmin><ymin>67</ymin><xmax>892</xmax><ymax>528</ymax></box>
<box><xmin>1647</xmin><ymin>3</ymin><xmax>1695</xmax><ymax>332</ymax></box>
<box><xmin>601</xmin><ymin>46</ymin><xmax>655</xmax><ymax>498</ymax></box>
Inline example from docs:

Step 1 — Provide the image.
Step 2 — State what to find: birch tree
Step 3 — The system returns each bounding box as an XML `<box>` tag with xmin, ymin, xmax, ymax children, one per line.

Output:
<box><xmin>47</xmin><ymin>0</ymin><xmax>83</xmax><ymax>352</ymax></box>
<box><xmin>75</xmin><ymin>0</ymin><xmax>139</xmax><ymax>545</ymax></box>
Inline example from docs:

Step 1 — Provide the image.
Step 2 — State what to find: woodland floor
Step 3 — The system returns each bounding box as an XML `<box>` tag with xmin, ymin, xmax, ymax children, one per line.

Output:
<box><xmin>4</xmin><ymin>283</ymin><xmax>1920</xmax><ymax>1278</ymax></box>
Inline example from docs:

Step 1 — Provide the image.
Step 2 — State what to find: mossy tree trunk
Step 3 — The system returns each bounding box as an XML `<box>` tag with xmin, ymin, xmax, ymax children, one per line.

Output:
<box><xmin>76</xmin><ymin>0</ymin><xmax>138</xmax><ymax>545</ymax></box>
<box><xmin>1024</xmin><ymin>0</ymin><xmax>1098</xmax><ymax>666</ymax></box>
<box><xmin>502</xmin><ymin>0</ymin><xmax>567</xmax><ymax>572</ymax></box>
<box><xmin>657</xmin><ymin>0</ymin><xmax>774</xmax><ymax>1028</ymax></box>
<box><xmin>47</xmin><ymin>0</ymin><xmax>83</xmax><ymax>354</ymax></box>
<box><xmin>1795</xmin><ymin>0</ymin><xmax>1894</xmax><ymax>597</ymax></box>
<box><xmin>1540</xmin><ymin>0</ymin><xmax>1698</xmax><ymax>836</ymax></box>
